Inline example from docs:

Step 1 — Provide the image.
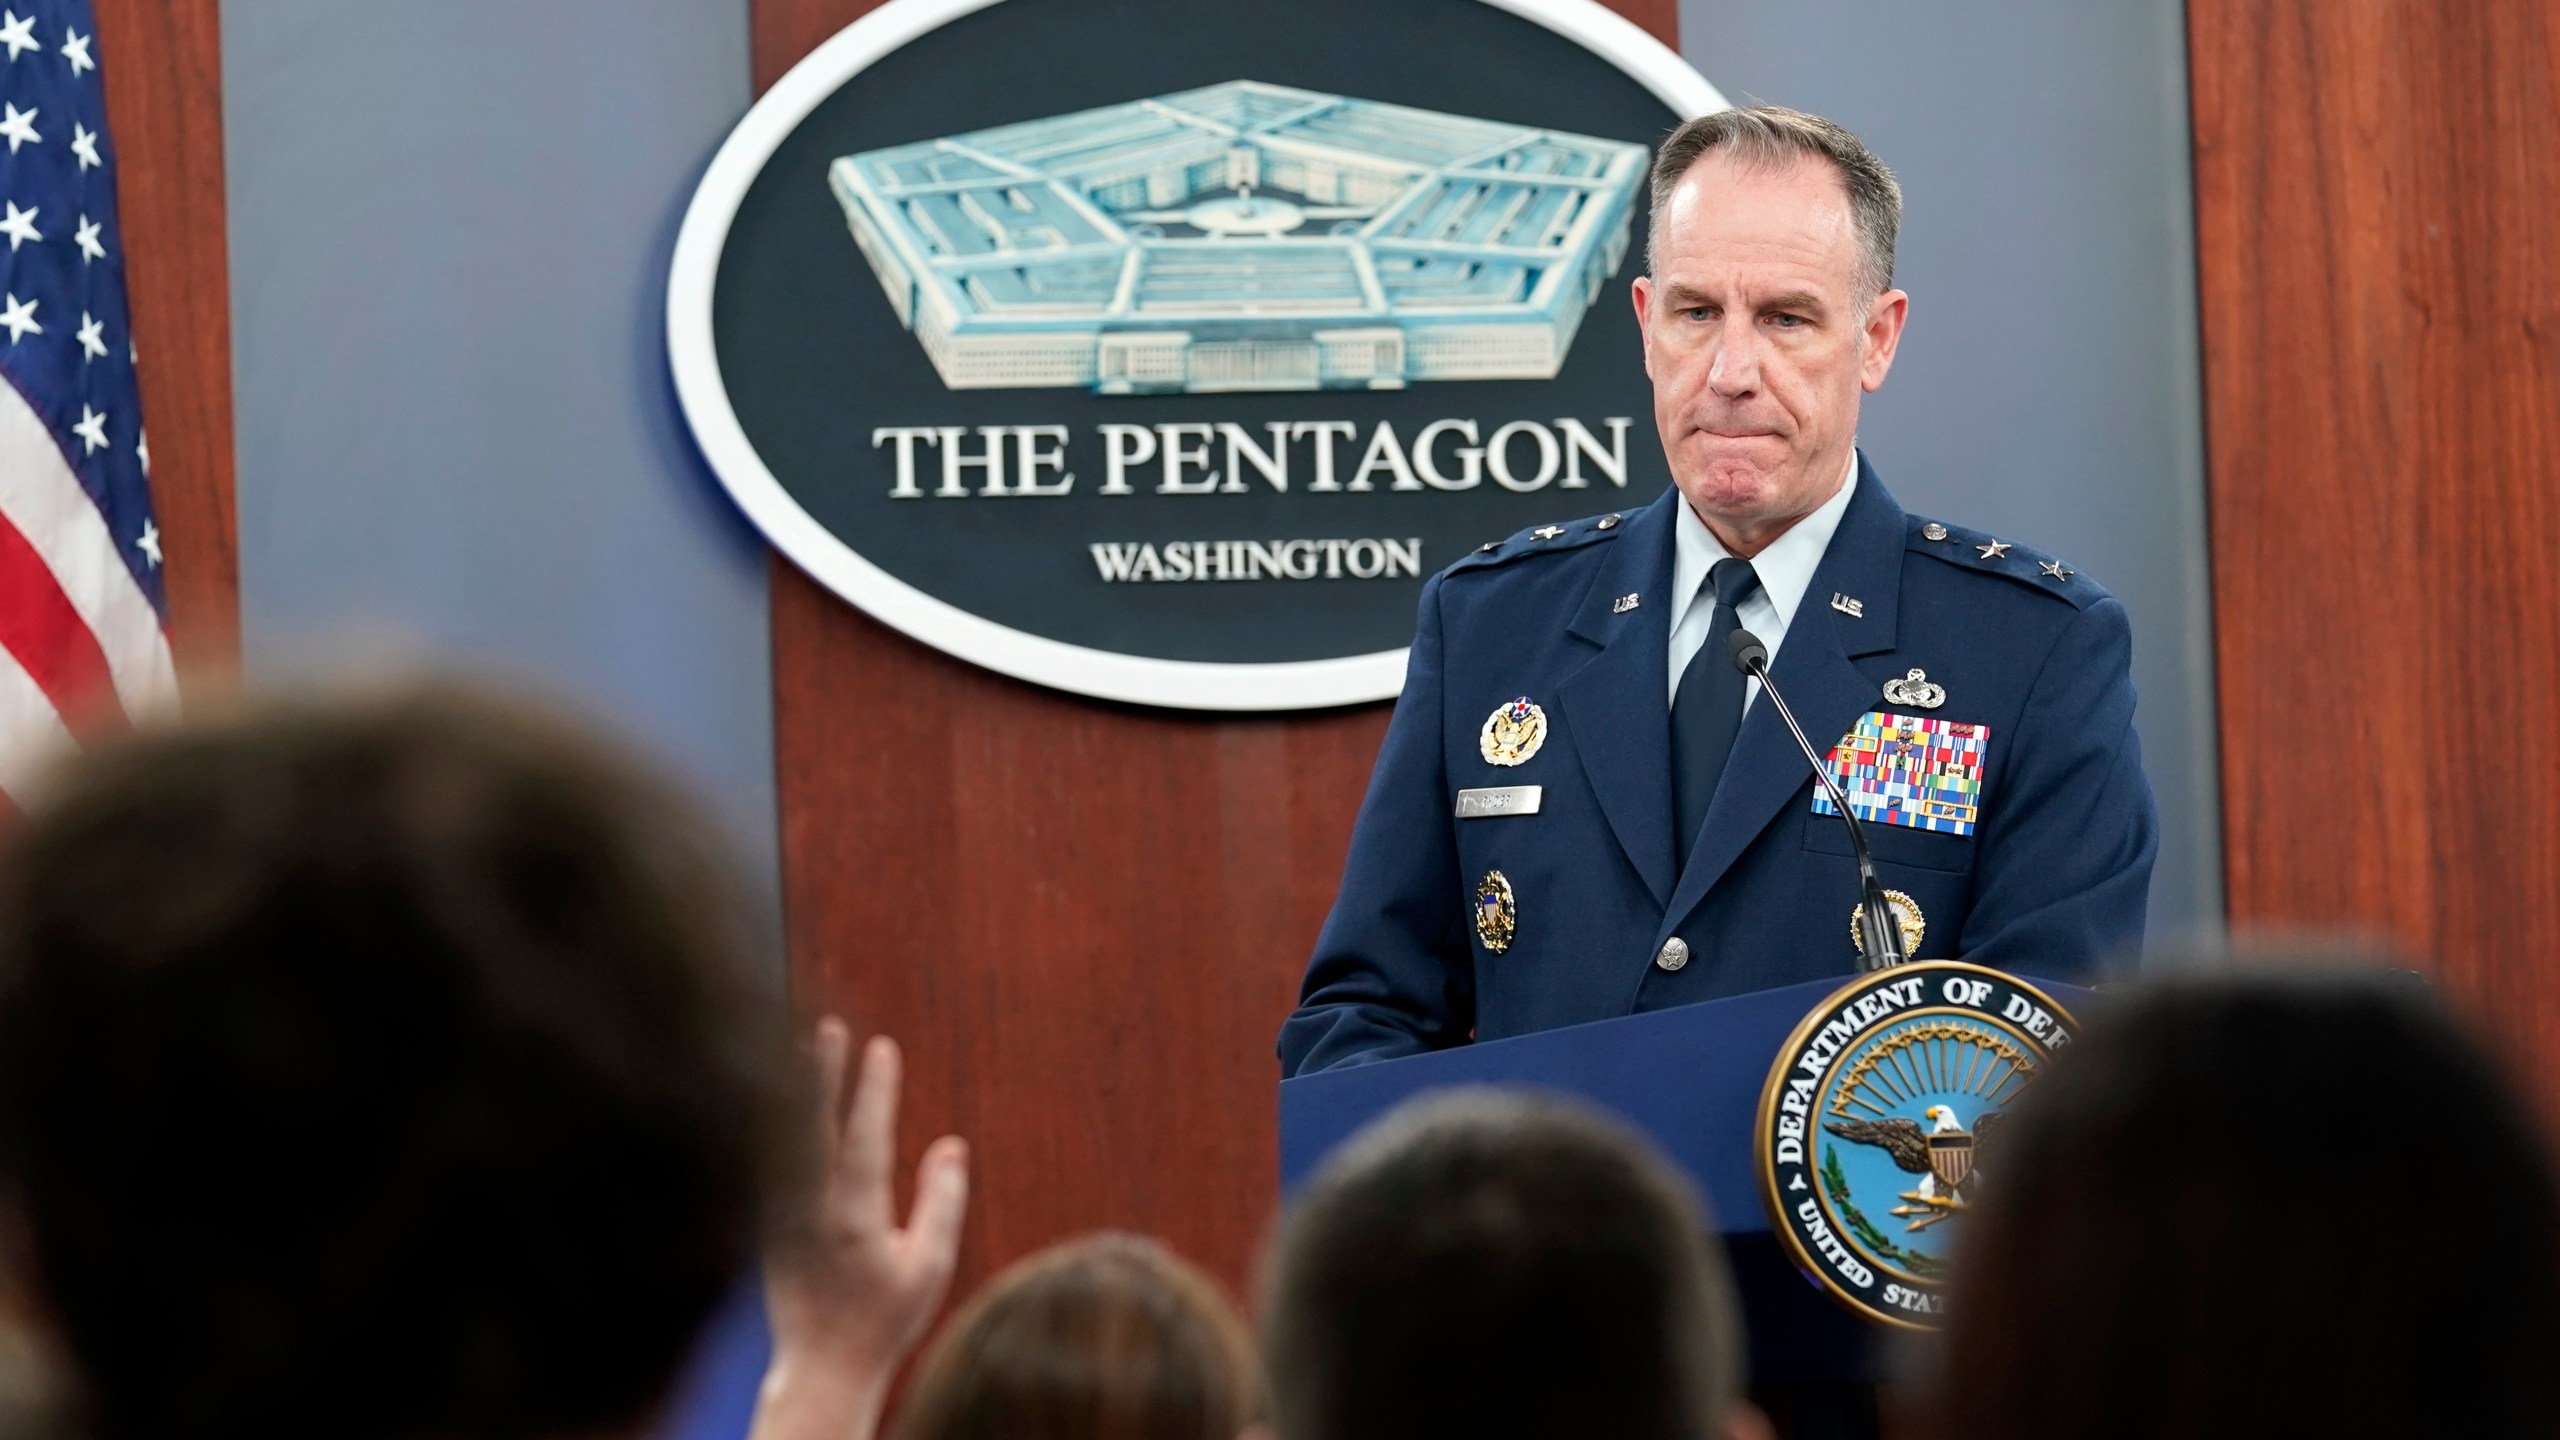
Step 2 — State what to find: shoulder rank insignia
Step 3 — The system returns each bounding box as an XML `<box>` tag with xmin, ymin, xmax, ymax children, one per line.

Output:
<box><xmin>1880</xmin><ymin>669</ymin><xmax>1945</xmax><ymax>710</ymax></box>
<box><xmin>1479</xmin><ymin>696</ymin><xmax>1547</xmax><ymax>766</ymax></box>
<box><xmin>1474</xmin><ymin>870</ymin><xmax>1516</xmax><ymax>953</ymax></box>
<box><xmin>1813</xmin><ymin>712</ymin><xmax>1989</xmax><ymax>836</ymax></box>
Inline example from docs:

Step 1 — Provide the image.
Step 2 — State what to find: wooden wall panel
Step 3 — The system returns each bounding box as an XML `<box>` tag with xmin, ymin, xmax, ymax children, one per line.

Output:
<box><xmin>774</xmin><ymin>569</ymin><xmax>1387</xmax><ymax>1287</ymax></box>
<box><xmin>759</xmin><ymin>0</ymin><xmax>1676</xmax><ymax>1299</ymax></box>
<box><xmin>2190</xmin><ymin>1</ymin><xmax>2560</xmax><ymax>1085</ymax></box>
<box><xmin>92</xmin><ymin>0</ymin><xmax>238</xmax><ymax>677</ymax></box>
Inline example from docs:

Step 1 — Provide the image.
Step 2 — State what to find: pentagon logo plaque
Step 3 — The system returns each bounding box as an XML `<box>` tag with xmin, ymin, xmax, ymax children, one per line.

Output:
<box><xmin>666</xmin><ymin>0</ymin><xmax>1726</xmax><ymax>710</ymax></box>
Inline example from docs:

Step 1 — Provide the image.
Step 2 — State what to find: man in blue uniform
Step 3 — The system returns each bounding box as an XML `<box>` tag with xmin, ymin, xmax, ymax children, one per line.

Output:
<box><xmin>1281</xmin><ymin>106</ymin><xmax>2158</xmax><ymax>1077</ymax></box>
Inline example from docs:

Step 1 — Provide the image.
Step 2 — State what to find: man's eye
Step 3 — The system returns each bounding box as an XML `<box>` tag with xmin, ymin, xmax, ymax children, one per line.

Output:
<box><xmin>1769</xmin><ymin>313</ymin><xmax>1806</xmax><ymax>328</ymax></box>
<box><xmin>1684</xmin><ymin>307</ymin><xmax>1715</xmax><ymax>322</ymax></box>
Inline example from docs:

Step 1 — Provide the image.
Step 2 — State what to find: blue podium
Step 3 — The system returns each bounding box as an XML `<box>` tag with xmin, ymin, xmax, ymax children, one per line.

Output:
<box><xmin>1276</xmin><ymin>972</ymin><xmax>2088</xmax><ymax>1382</ymax></box>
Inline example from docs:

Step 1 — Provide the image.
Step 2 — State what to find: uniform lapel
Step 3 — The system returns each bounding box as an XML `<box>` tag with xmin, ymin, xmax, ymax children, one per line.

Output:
<box><xmin>1555</xmin><ymin>489</ymin><xmax>1681</xmax><ymax>906</ymax></box>
<box><xmin>1659</xmin><ymin>459</ymin><xmax>1907</xmax><ymax>932</ymax></box>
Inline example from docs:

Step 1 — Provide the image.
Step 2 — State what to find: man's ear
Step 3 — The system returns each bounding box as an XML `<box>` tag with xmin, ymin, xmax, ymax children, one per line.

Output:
<box><xmin>1859</xmin><ymin>287</ymin><xmax>1909</xmax><ymax>392</ymax></box>
<box><xmin>1722</xmin><ymin>1401</ymin><xmax>1778</xmax><ymax>1440</ymax></box>
<box><xmin>1631</xmin><ymin>274</ymin><xmax>1657</xmax><ymax>380</ymax></box>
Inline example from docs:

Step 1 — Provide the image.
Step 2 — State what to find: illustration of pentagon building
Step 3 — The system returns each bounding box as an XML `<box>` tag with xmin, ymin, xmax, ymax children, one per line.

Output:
<box><xmin>828</xmin><ymin>81</ymin><xmax>1646</xmax><ymax>394</ymax></box>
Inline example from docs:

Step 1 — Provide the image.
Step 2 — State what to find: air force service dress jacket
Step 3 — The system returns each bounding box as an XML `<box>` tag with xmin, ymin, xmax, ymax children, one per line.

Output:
<box><xmin>1278</xmin><ymin>456</ymin><xmax>2158</xmax><ymax>1077</ymax></box>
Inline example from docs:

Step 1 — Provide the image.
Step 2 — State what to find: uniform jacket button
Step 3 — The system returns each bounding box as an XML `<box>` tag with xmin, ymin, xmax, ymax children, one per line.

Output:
<box><xmin>1654</xmin><ymin>937</ymin><xmax>1690</xmax><ymax>972</ymax></box>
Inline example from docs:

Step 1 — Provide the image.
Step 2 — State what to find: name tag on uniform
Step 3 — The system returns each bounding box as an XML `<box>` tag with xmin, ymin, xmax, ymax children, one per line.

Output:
<box><xmin>1455</xmin><ymin>785</ymin><xmax>1543</xmax><ymax>819</ymax></box>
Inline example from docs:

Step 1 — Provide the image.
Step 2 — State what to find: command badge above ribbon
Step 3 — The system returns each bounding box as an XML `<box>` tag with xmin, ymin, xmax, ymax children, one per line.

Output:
<box><xmin>1813</xmin><ymin>712</ymin><xmax>1988</xmax><ymax>835</ymax></box>
<box><xmin>1755</xmin><ymin>962</ymin><xmax>2078</xmax><ymax>1328</ymax></box>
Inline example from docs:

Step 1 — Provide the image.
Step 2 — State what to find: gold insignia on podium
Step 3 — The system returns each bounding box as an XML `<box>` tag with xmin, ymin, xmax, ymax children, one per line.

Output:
<box><xmin>1478</xmin><ymin>696</ymin><xmax>1547</xmax><ymax>766</ymax></box>
<box><xmin>1473</xmin><ymin>870</ymin><xmax>1516</xmax><ymax>953</ymax></box>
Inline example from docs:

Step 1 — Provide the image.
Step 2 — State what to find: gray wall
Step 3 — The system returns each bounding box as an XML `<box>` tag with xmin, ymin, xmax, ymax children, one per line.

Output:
<box><xmin>218</xmin><ymin>0</ymin><xmax>776</xmax><ymax>884</ymax></box>
<box><xmin>1679</xmin><ymin>0</ymin><xmax>2224</xmax><ymax>943</ymax></box>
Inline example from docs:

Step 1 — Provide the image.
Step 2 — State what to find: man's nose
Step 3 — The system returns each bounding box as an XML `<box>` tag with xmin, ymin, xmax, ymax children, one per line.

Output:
<box><xmin>1706</xmin><ymin>316</ymin><xmax>1762</xmax><ymax>397</ymax></box>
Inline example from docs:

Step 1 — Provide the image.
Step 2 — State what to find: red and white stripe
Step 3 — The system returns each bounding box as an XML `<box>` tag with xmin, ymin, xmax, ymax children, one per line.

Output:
<box><xmin>0</xmin><ymin>373</ymin><xmax>177</xmax><ymax>810</ymax></box>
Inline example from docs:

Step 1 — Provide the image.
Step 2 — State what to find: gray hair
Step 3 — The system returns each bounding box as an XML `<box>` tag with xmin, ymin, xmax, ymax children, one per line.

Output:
<box><xmin>1648</xmin><ymin>104</ymin><xmax>1903</xmax><ymax>302</ymax></box>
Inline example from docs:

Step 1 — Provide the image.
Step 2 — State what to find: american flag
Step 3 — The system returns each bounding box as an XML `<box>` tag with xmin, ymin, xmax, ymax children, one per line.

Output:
<box><xmin>0</xmin><ymin>0</ymin><xmax>175</xmax><ymax>805</ymax></box>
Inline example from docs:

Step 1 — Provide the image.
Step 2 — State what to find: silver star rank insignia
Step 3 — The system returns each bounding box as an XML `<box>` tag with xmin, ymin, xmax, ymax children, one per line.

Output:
<box><xmin>1977</xmin><ymin>539</ymin><xmax>2012</xmax><ymax>560</ymax></box>
<box><xmin>1531</xmin><ymin>526</ymin><xmax>1564</xmax><ymax>540</ymax></box>
<box><xmin>2039</xmin><ymin>560</ymin><xmax>2074</xmax><ymax>581</ymax></box>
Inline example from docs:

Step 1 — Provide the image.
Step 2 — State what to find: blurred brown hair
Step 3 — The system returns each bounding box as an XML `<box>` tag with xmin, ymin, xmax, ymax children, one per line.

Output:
<box><xmin>1927</xmin><ymin>965</ymin><xmax>2560</xmax><ymax>1440</ymax></box>
<box><xmin>1261</xmin><ymin>1089</ymin><xmax>1743</xmax><ymax>1440</ymax></box>
<box><xmin>893</xmin><ymin>1232</ymin><xmax>1263</xmax><ymax>1440</ymax></box>
<box><xmin>0</xmin><ymin>681</ymin><xmax>791</xmax><ymax>1440</ymax></box>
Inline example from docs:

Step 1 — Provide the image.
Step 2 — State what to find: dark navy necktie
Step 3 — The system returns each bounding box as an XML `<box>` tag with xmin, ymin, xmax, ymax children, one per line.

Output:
<box><xmin>1671</xmin><ymin>557</ymin><xmax>1763</xmax><ymax>862</ymax></box>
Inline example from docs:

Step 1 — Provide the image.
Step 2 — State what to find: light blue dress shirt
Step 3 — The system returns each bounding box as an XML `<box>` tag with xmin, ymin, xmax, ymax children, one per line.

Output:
<box><xmin>1666</xmin><ymin>446</ymin><xmax>1861</xmax><ymax>710</ymax></box>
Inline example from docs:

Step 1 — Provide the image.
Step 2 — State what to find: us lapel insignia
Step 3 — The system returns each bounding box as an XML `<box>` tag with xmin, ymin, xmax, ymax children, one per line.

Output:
<box><xmin>1880</xmin><ymin>668</ymin><xmax>1946</xmax><ymax>710</ymax></box>
<box><xmin>1479</xmin><ymin>696</ymin><xmax>1548</xmax><ymax>766</ymax></box>
<box><xmin>1474</xmin><ymin>870</ymin><xmax>1517</xmax><ymax>953</ymax></box>
<box><xmin>1831</xmin><ymin>592</ymin><xmax>1864</xmax><ymax>618</ymax></box>
<box><xmin>1814</xmin><ymin>712</ymin><xmax>1991</xmax><ymax>836</ymax></box>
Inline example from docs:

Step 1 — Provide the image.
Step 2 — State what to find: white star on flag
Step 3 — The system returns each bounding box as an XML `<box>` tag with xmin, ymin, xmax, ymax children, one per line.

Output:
<box><xmin>70</xmin><ymin>404</ymin><xmax>106</xmax><ymax>454</ymax></box>
<box><xmin>0</xmin><ymin>292</ymin><xmax>37</xmax><ymax>342</ymax></box>
<box><xmin>72</xmin><ymin>213</ymin><xmax>100</xmax><ymax>260</ymax></box>
<box><xmin>135</xmin><ymin>427</ymin><xmax>147</xmax><ymax>474</ymax></box>
<box><xmin>0</xmin><ymin>11</ymin><xmax>32</xmax><ymax>61</ymax></box>
<box><xmin>69</xmin><ymin>120</ymin><xmax>95</xmax><ymax>169</ymax></box>
<box><xmin>0</xmin><ymin>101</ymin><xmax>36</xmax><ymax>151</ymax></box>
<box><xmin>0</xmin><ymin>200</ymin><xmax>36</xmax><ymax>250</ymax></box>
<box><xmin>75</xmin><ymin>311</ymin><xmax>104</xmax><ymax>359</ymax></box>
<box><xmin>136</xmin><ymin>519</ymin><xmax>159</xmax><ymax>567</ymax></box>
<box><xmin>58</xmin><ymin>27</ymin><xmax>88</xmax><ymax>75</ymax></box>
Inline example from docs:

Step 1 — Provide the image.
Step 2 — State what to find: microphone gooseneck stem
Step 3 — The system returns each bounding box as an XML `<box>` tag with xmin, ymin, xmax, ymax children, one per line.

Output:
<box><xmin>1742</xmin><ymin>656</ymin><xmax>1908</xmax><ymax>972</ymax></box>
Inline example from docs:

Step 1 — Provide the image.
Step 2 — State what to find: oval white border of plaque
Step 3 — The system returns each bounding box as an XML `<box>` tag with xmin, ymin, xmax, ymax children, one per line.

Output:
<box><xmin>667</xmin><ymin>0</ymin><xmax>1726</xmax><ymax>711</ymax></box>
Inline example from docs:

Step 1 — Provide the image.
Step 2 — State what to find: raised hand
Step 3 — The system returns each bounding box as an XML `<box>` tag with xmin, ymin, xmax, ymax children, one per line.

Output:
<box><xmin>750</xmin><ymin>1020</ymin><xmax>970</xmax><ymax>1440</ymax></box>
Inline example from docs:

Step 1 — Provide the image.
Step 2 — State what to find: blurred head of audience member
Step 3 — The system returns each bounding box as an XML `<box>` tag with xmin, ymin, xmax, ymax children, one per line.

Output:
<box><xmin>1930</xmin><ymin>966</ymin><xmax>2560</xmax><ymax>1440</ymax></box>
<box><xmin>1261</xmin><ymin>1089</ymin><xmax>1767</xmax><ymax>1440</ymax></box>
<box><xmin>891</xmin><ymin>1232</ymin><xmax>1262</xmax><ymax>1440</ymax></box>
<box><xmin>0</xmin><ymin>685</ymin><xmax>792</xmax><ymax>1440</ymax></box>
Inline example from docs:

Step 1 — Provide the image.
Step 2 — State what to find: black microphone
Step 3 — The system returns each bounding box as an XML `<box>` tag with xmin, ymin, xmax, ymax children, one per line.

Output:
<box><xmin>1728</xmin><ymin>629</ymin><xmax>1906</xmax><ymax>971</ymax></box>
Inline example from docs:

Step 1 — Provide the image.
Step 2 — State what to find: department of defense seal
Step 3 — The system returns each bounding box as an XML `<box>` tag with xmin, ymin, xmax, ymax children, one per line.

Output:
<box><xmin>1754</xmin><ymin>961</ymin><xmax>2078</xmax><ymax>1329</ymax></box>
<box><xmin>1479</xmin><ymin>697</ymin><xmax>1548</xmax><ymax>767</ymax></box>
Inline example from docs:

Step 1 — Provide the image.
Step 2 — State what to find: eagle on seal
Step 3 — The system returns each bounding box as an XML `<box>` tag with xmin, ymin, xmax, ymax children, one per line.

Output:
<box><xmin>1824</xmin><ymin>1105</ymin><xmax>2005</xmax><ymax>1229</ymax></box>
